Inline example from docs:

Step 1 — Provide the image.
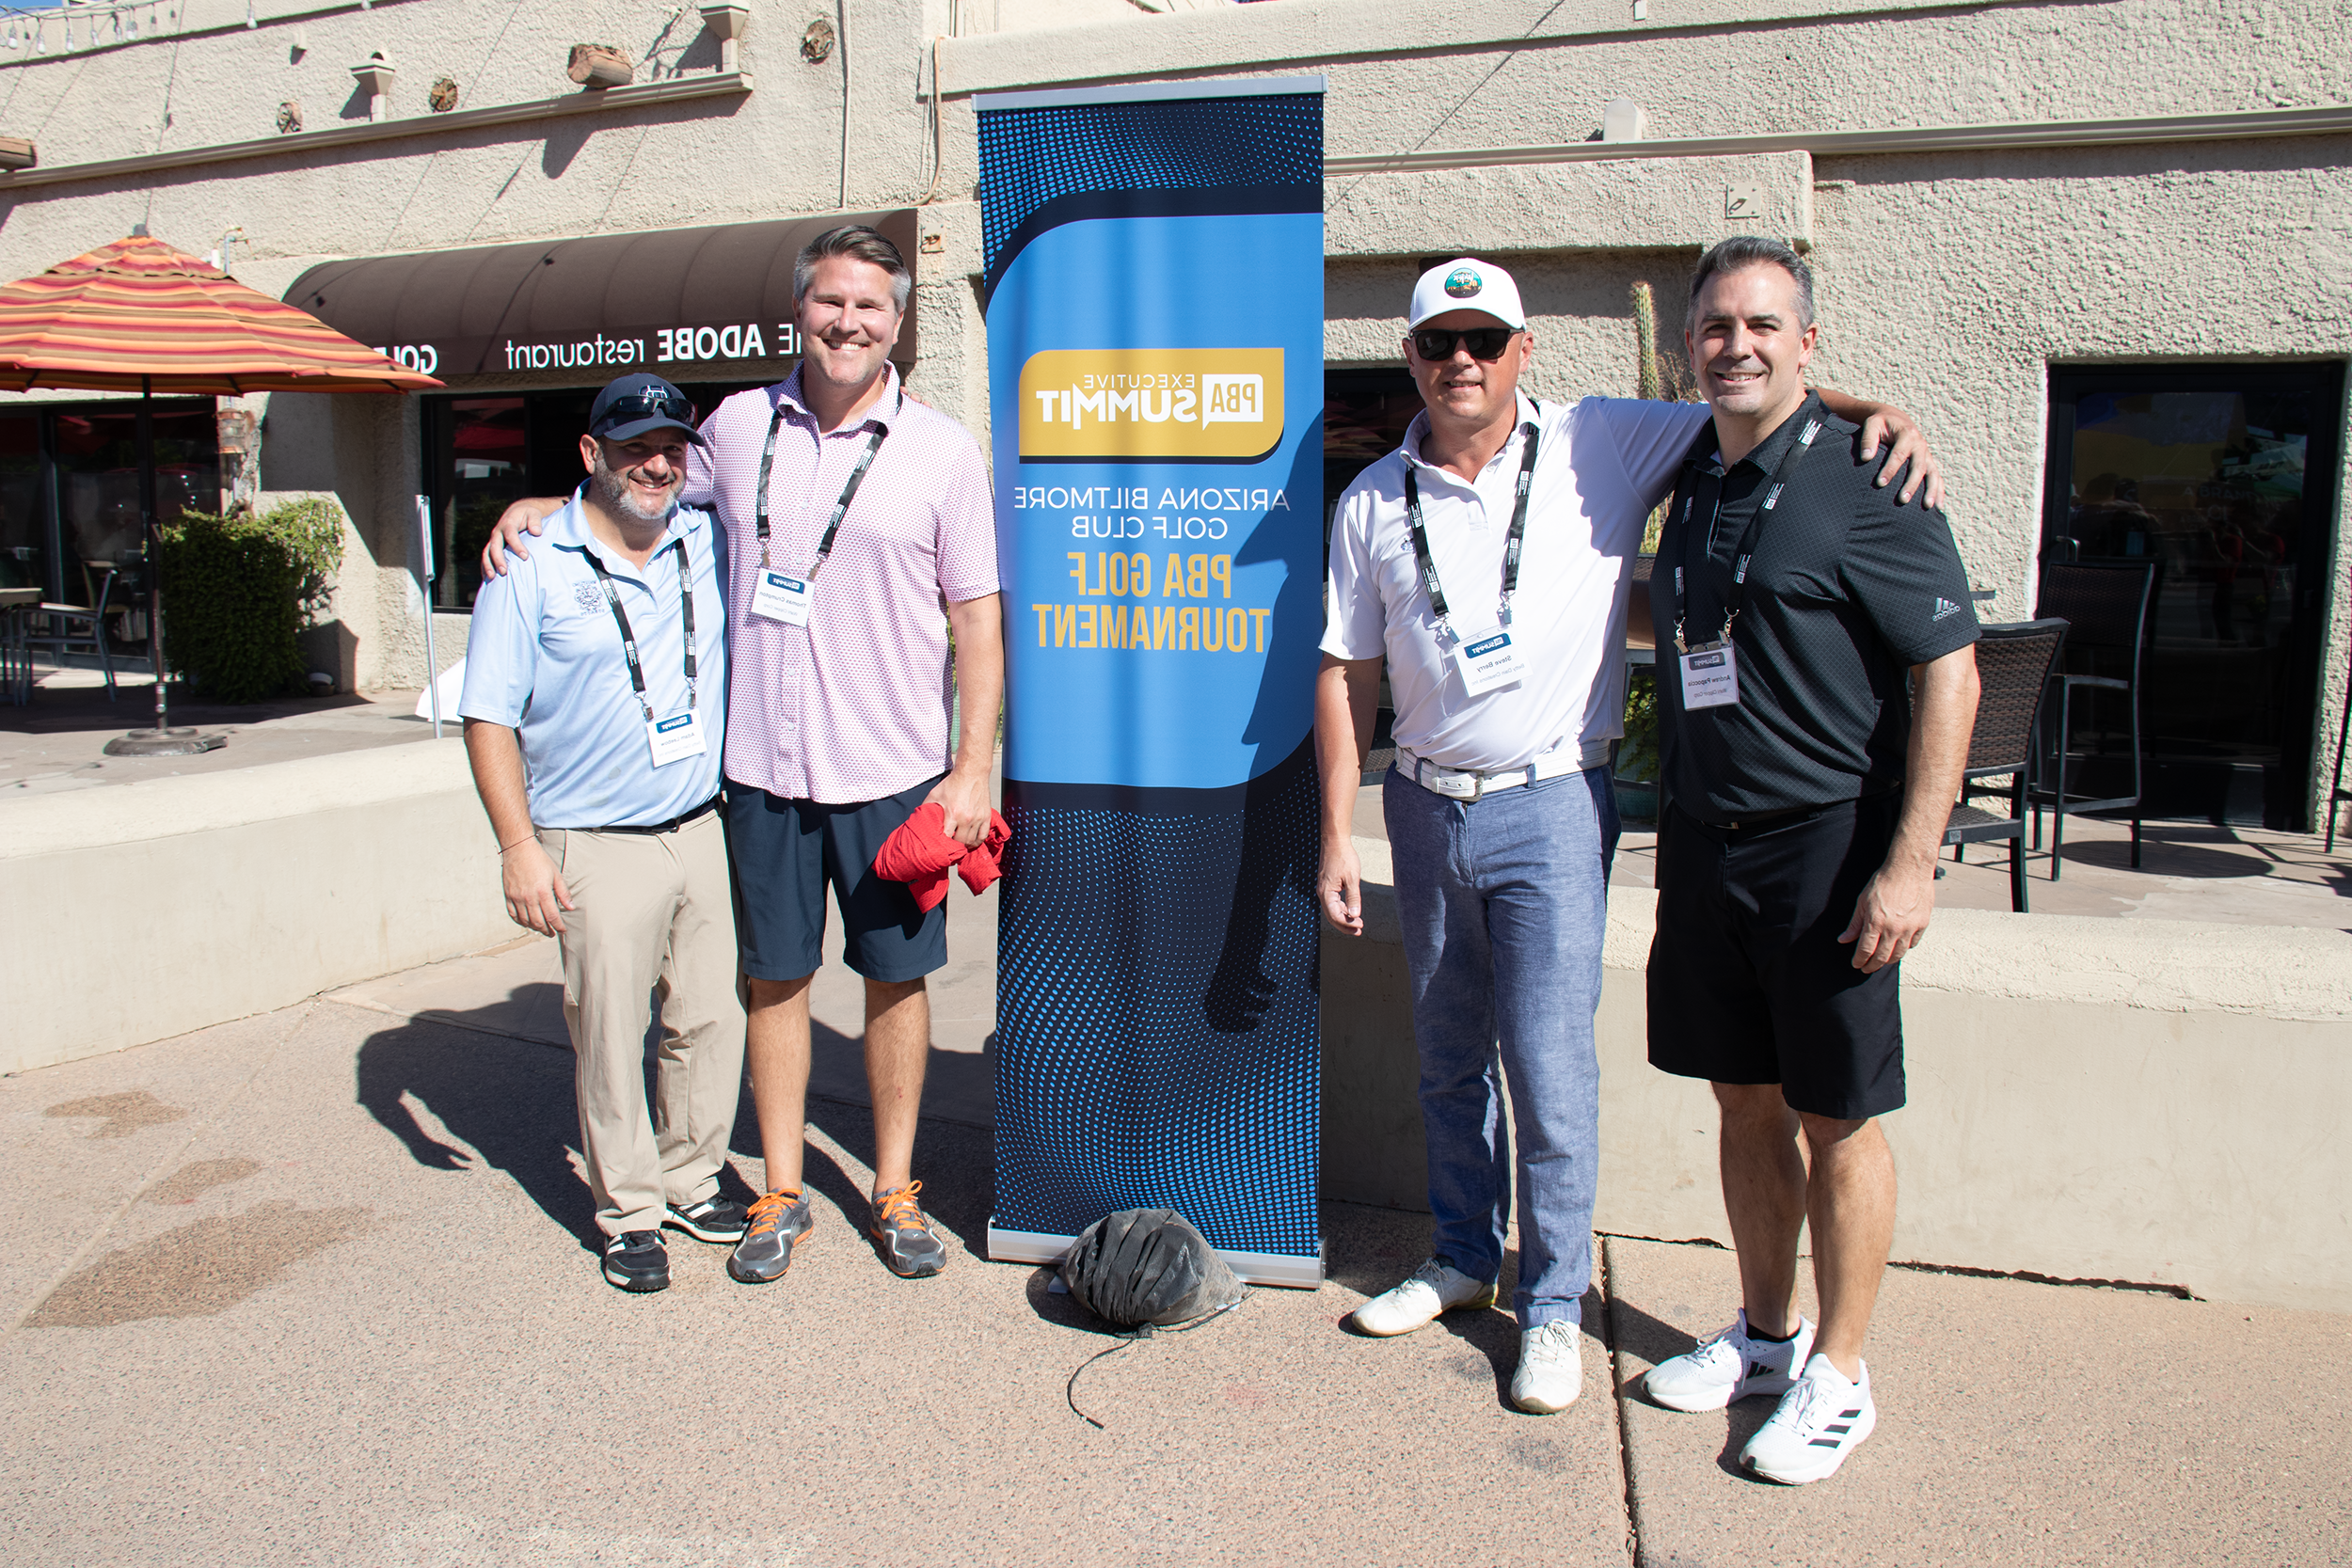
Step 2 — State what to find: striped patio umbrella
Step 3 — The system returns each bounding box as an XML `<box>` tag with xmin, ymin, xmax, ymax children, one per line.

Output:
<box><xmin>0</xmin><ymin>230</ymin><xmax>440</xmax><ymax>394</ymax></box>
<box><xmin>0</xmin><ymin>230</ymin><xmax>441</xmax><ymax>752</ymax></box>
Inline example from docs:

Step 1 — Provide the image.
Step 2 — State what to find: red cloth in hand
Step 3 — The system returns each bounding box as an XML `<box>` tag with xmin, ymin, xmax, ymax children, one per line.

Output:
<box><xmin>872</xmin><ymin>801</ymin><xmax>1012</xmax><ymax>912</ymax></box>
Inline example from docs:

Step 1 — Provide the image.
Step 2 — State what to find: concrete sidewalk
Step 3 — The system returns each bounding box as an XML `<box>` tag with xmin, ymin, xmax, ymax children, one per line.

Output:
<box><xmin>5</xmin><ymin>902</ymin><xmax>2348</xmax><ymax>1566</ymax></box>
<box><xmin>1</xmin><ymin>677</ymin><xmax>436</xmax><ymax>798</ymax></box>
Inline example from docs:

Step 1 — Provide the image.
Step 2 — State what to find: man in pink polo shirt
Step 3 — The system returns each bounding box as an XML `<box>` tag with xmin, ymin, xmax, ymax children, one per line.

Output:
<box><xmin>485</xmin><ymin>226</ymin><xmax>1003</xmax><ymax>1287</ymax></box>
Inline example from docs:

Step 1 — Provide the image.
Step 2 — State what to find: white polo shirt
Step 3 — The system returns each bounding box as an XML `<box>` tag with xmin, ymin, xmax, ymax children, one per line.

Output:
<box><xmin>1322</xmin><ymin>392</ymin><xmax>1709</xmax><ymax>775</ymax></box>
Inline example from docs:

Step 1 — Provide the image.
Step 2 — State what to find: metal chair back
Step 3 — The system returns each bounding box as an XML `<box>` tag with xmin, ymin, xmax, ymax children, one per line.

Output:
<box><xmin>2032</xmin><ymin>560</ymin><xmax>2156</xmax><ymax>873</ymax></box>
<box><xmin>1947</xmin><ymin>619</ymin><xmax>2069</xmax><ymax>912</ymax></box>
<box><xmin>1965</xmin><ymin>619</ymin><xmax>2070</xmax><ymax>778</ymax></box>
<box><xmin>2038</xmin><ymin>561</ymin><xmax>2153</xmax><ymax>657</ymax></box>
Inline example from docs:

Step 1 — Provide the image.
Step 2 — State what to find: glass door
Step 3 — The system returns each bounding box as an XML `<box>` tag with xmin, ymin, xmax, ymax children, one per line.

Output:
<box><xmin>2042</xmin><ymin>363</ymin><xmax>2345</xmax><ymax>829</ymax></box>
<box><xmin>0</xmin><ymin>412</ymin><xmax>42</xmax><ymax>594</ymax></box>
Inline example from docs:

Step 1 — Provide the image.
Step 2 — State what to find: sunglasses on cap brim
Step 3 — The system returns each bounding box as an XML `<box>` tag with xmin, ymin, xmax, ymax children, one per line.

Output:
<box><xmin>596</xmin><ymin>390</ymin><xmax>698</xmax><ymax>429</ymax></box>
<box><xmin>1410</xmin><ymin>327</ymin><xmax>1520</xmax><ymax>363</ymax></box>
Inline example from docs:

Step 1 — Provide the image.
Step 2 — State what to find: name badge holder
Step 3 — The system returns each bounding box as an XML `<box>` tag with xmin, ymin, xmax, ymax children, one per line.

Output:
<box><xmin>1405</xmin><ymin>415</ymin><xmax>1541</xmax><ymax>697</ymax></box>
<box><xmin>584</xmin><ymin>539</ymin><xmax>706</xmax><ymax>768</ymax></box>
<box><xmin>747</xmin><ymin>398</ymin><xmax>891</xmax><ymax>625</ymax></box>
<box><xmin>1670</xmin><ymin>414</ymin><xmax>1823</xmax><ymax>713</ymax></box>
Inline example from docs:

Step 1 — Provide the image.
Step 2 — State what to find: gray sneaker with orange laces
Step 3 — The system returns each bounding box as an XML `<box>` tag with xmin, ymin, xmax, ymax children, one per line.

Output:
<box><xmin>868</xmin><ymin>1181</ymin><xmax>947</xmax><ymax>1278</ymax></box>
<box><xmin>727</xmin><ymin>1188</ymin><xmax>814</xmax><ymax>1284</ymax></box>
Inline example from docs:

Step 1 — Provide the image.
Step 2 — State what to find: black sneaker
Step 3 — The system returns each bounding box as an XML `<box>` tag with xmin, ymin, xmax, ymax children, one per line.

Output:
<box><xmin>868</xmin><ymin>1181</ymin><xmax>947</xmax><ymax>1279</ymax></box>
<box><xmin>663</xmin><ymin>1195</ymin><xmax>750</xmax><ymax>1243</ymax></box>
<box><xmin>602</xmin><ymin>1230</ymin><xmax>670</xmax><ymax>1292</ymax></box>
<box><xmin>728</xmin><ymin>1188</ymin><xmax>815</xmax><ymax>1284</ymax></box>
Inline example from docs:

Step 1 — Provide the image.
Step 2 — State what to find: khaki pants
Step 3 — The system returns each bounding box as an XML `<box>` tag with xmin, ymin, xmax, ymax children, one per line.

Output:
<box><xmin>540</xmin><ymin>809</ymin><xmax>745</xmax><ymax>1240</ymax></box>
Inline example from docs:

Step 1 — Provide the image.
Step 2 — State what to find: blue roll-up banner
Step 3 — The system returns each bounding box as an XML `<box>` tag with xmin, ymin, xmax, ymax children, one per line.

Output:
<box><xmin>977</xmin><ymin>77</ymin><xmax>1327</xmax><ymax>1287</ymax></box>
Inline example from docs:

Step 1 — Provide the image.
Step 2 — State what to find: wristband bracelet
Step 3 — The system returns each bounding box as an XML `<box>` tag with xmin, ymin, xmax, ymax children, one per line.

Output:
<box><xmin>498</xmin><ymin>836</ymin><xmax>534</xmax><ymax>854</ymax></box>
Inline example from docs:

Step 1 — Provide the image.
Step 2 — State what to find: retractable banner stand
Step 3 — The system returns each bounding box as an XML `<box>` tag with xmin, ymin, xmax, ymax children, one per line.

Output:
<box><xmin>977</xmin><ymin>77</ymin><xmax>1327</xmax><ymax>1287</ymax></box>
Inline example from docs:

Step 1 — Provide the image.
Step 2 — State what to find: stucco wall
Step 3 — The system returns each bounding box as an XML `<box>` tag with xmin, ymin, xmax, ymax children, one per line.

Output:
<box><xmin>0</xmin><ymin>0</ymin><xmax>2344</xmax><ymax>797</ymax></box>
<box><xmin>932</xmin><ymin>0</ymin><xmax>2351</xmax><ymax>816</ymax></box>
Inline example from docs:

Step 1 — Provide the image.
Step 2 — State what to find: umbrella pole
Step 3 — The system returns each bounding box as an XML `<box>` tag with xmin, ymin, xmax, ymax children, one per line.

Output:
<box><xmin>103</xmin><ymin>375</ymin><xmax>221</xmax><ymax>756</ymax></box>
<box><xmin>143</xmin><ymin>378</ymin><xmax>164</xmax><ymax>732</ymax></box>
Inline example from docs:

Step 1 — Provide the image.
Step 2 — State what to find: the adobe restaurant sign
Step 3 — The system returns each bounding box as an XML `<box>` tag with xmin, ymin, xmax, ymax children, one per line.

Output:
<box><xmin>284</xmin><ymin>211</ymin><xmax>918</xmax><ymax>383</ymax></box>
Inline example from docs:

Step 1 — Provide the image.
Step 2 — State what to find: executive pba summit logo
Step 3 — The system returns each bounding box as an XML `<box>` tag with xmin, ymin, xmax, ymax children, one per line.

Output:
<box><xmin>1017</xmin><ymin>349</ymin><xmax>1284</xmax><ymax>462</ymax></box>
<box><xmin>1444</xmin><ymin>266</ymin><xmax>1484</xmax><ymax>298</ymax></box>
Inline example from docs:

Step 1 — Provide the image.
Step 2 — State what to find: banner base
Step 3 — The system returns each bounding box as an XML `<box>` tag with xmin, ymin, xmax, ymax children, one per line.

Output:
<box><xmin>987</xmin><ymin>1221</ymin><xmax>1325</xmax><ymax>1290</ymax></box>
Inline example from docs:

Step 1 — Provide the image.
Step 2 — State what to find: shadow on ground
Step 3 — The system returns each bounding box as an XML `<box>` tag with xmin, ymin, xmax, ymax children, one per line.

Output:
<box><xmin>1605</xmin><ymin>1264</ymin><xmax>1782</xmax><ymax>1481</ymax></box>
<box><xmin>357</xmin><ymin>990</ymin><xmax>989</xmax><ymax>1259</ymax></box>
<box><xmin>355</xmin><ymin>1013</ymin><xmax>597</xmax><ymax>1246</ymax></box>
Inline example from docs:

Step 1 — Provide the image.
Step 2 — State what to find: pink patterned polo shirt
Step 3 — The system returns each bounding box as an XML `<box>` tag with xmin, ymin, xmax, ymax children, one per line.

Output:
<box><xmin>686</xmin><ymin>363</ymin><xmax>998</xmax><ymax>805</ymax></box>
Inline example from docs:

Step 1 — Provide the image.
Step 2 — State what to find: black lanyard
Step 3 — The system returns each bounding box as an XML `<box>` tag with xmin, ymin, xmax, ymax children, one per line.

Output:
<box><xmin>1670</xmin><ymin>414</ymin><xmax>1822</xmax><ymax>652</ymax></box>
<box><xmin>583</xmin><ymin>536</ymin><xmax>696</xmax><ymax>720</ymax></box>
<box><xmin>1402</xmin><ymin>417</ymin><xmax>1540</xmax><ymax>631</ymax></box>
<box><xmin>753</xmin><ymin>396</ymin><xmax>892</xmax><ymax>574</ymax></box>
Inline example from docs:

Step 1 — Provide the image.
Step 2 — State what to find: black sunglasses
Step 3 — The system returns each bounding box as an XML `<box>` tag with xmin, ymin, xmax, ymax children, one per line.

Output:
<box><xmin>1411</xmin><ymin>326</ymin><xmax>1519</xmax><ymax>362</ymax></box>
<box><xmin>596</xmin><ymin>390</ymin><xmax>697</xmax><ymax>429</ymax></box>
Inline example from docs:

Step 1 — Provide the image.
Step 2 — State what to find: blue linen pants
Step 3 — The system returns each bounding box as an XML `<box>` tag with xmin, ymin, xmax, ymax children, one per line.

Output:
<box><xmin>1384</xmin><ymin>764</ymin><xmax>1618</xmax><ymax>1328</ymax></box>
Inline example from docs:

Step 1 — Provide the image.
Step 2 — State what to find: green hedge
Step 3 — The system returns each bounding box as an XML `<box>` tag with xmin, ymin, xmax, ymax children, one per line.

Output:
<box><xmin>1618</xmin><ymin>665</ymin><xmax>1661</xmax><ymax>784</ymax></box>
<box><xmin>158</xmin><ymin>499</ymin><xmax>344</xmax><ymax>703</ymax></box>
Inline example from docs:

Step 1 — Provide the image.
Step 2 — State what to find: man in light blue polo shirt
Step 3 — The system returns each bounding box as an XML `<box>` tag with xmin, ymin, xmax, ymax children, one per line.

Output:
<box><xmin>460</xmin><ymin>373</ymin><xmax>745</xmax><ymax>1294</ymax></box>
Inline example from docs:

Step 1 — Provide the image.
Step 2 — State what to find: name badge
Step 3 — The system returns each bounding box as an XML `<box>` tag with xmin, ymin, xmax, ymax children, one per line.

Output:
<box><xmin>749</xmin><ymin>569</ymin><xmax>812</xmax><ymax>626</ymax></box>
<box><xmin>1679</xmin><ymin>641</ymin><xmax>1740</xmax><ymax>709</ymax></box>
<box><xmin>1451</xmin><ymin>626</ymin><xmax>1525</xmax><ymax>697</ymax></box>
<box><xmin>645</xmin><ymin>709</ymin><xmax>707</xmax><ymax>768</ymax></box>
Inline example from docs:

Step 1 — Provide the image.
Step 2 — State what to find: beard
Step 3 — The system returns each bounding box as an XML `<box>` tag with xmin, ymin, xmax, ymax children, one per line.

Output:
<box><xmin>592</xmin><ymin>448</ymin><xmax>680</xmax><ymax>527</ymax></box>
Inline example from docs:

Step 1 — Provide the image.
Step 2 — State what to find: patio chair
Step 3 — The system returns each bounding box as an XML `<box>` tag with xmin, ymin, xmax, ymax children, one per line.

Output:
<box><xmin>19</xmin><ymin>564</ymin><xmax>120</xmax><ymax>700</ymax></box>
<box><xmin>2030</xmin><ymin>561</ymin><xmax>2155</xmax><ymax>879</ymax></box>
<box><xmin>1945</xmin><ymin>619</ymin><xmax>2070</xmax><ymax>913</ymax></box>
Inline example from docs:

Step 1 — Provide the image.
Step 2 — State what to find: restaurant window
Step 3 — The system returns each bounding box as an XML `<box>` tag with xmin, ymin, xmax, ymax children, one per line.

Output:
<box><xmin>1323</xmin><ymin>367</ymin><xmax>1422</xmax><ymax>548</ymax></box>
<box><xmin>53</xmin><ymin>404</ymin><xmax>221</xmax><ymax>606</ymax></box>
<box><xmin>0</xmin><ymin>399</ymin><xmax>217</xmax><ymax>612</ymax></box>
<box><xmin>0</xmin><ymin>412</ymin><xmax>42</xmax><ymax>594</ymax></box>
<box><xmin>421</xmin><ymin>382</ymin><xmax>760</xmax><ymax>611</ymax></box>
<box><xmin>2042</xmin><ymin>362</ymin><xmax>2345</xmax><ymax>829</ymax></box>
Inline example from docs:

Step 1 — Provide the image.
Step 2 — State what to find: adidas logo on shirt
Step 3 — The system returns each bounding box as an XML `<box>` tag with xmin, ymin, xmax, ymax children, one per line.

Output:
<box><xmin>1932</xmin><ymin>596</ymin><xmax>1963</xmax><ymax>621</ymax></box>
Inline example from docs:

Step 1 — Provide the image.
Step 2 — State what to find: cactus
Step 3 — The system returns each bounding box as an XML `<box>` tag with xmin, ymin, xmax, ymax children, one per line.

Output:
<box><xmin>1632</xmin><ymin>281</ymin><xmax>1661</xmax><ymax>403</ymax></box>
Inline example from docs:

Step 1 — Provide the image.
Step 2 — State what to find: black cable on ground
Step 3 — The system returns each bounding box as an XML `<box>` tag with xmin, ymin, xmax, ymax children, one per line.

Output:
<box><xmin>1064</xmin><ymin>1297</ymin><xmax>1245</xmax><ymax>1430</ymax></box>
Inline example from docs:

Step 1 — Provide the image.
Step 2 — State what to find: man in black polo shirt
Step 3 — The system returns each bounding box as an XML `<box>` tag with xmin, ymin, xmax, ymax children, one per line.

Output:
<box><xmin>1637</xmin><ymin>237</ymin><xmax>1979</xmax><ymax>1485</ymax></box>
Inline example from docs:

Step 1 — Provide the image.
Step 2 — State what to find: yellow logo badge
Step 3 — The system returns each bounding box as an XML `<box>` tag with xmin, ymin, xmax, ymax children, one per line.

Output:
<box><xmin>1018</xmin><ymin>348</ymin><xmax>1283</xmax><ymax>460</ymax></box>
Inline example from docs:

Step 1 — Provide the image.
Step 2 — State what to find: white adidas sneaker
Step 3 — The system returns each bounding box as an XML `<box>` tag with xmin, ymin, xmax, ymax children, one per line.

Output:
<box><xmin>1643</xmin><ymin>1307</ymin><xmax>1816</xmax><ymax>1412</ymax></box>
<box><xmin>1509</xmin><ymin>1320</ymin><xmax>1582</xmax><ymax>1414</ymax></box>
<box><xmin>1740</xmin><ymin>1353</ymin><xmax>1878</xmax><ymax>1485</ymax></box>
<box><xmin>1349</xmin><ymin>1257</ymin><xmax>1497</xmax><ymax>1337</ymax></box>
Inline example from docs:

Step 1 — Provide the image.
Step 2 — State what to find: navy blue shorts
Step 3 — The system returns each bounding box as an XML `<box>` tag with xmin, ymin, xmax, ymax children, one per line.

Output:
<box><xmin>723</xmin><ymin>775</ymin><xmax>947</xmax><ymax>985</ymax></box>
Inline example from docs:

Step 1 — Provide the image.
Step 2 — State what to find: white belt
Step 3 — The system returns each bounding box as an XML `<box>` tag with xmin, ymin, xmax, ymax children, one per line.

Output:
<box><xmin>1398</xmin><ymin>741</ymin><xmax>1604</xmax><ymax>802</ymax></box>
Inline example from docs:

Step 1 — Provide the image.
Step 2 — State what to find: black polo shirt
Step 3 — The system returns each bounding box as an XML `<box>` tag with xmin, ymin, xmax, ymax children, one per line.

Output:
<box><xmin>1648</xmin><ymin>392</ymin><xmax>1979</xmax><ymax>824</ymax></box>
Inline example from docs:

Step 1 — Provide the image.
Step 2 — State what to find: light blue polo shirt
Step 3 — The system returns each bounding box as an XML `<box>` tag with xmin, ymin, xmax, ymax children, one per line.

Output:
<box><xmin>459</xmin><ymin>491</ymin><xmax>728</xmax><ymax>829</ymax></box>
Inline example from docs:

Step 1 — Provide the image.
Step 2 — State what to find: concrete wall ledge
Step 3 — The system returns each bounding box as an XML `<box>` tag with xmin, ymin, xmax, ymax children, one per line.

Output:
<box><xmin>1326</xmin><ymin>836</ymin><xmax>2352</xmax><ymax>1312</ymax></box>
<box><xmin>0</xmin><ymin>740</ymin><xmax>511</xmax><ymax>1075</ymax></box>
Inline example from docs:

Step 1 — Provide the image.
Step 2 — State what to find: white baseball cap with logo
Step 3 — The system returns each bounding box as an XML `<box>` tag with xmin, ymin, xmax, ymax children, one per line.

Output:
<box><xmin>1407</xmin><ymin>258</ymin><xmax>1528</xmax><ymax>330</ymax></box>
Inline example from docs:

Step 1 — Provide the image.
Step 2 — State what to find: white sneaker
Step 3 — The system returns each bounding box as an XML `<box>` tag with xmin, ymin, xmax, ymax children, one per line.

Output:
<box><xmin>1643</xmin><ymin>1307</ymin><xmax>1816</xmax><ymax>1412</ymax></box>
<box><xmin>1740</xmin><ymin>1354</ymin><xmax>1878</xmax><ymax>1485</ymax></box>
<box><xmin>1348</xmin><ymin>1258</ymin><xmax>1497</xmax><ymax>1337</ymax></box>
<box><xmin>1510</xmin><ymin>1320</ymin><xmax>1582</xmax><ymax>1413</ymax></box>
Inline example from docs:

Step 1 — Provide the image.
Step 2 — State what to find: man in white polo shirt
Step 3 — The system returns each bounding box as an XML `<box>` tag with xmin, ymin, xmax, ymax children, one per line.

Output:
<box><xmin>460</xmin><ymin>373</ymin><xmax>744</xmax><ymax>1294</ymax></box>
<box><xmin>1316</xmin><ymin>259</ymin><xmax>1941</xmax><ymax>1411</ymax></box>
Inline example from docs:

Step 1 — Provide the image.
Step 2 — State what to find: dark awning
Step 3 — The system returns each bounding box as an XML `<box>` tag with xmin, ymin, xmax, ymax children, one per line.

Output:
<box><xmin>282</xmin><ymin>211</ymin><xmax>916</xmax><ymax>382</ymax></box>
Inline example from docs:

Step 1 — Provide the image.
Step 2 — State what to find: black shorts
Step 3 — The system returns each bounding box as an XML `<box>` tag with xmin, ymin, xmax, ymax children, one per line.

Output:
<box><xmin>723</xmin><ymin>776</ymin><xmax>948</xmax><ymax>985</ymax></box>
<box><xmin>1646</xmin><ymin>793</ymin><xmax>1906</xmax><ymax>1120</ymax></box>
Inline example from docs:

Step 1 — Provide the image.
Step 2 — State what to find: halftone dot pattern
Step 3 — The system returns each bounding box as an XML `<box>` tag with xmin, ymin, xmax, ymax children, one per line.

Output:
<box><xmin>993</xmin><ymin>743</ymin><xmax>1322</xmax><ymax>1256</ymax></box>
<box><xmin>977</xmin><ymin>96</ymin><xmax>1324</xmax><ymax>282</ymax></box>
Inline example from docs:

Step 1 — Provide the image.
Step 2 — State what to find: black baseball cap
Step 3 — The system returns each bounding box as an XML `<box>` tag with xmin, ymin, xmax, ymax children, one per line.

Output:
<box><xmin>589</xmin><ymin>373</ymin><xmax>709</xmax><ymax>447</ymax></box>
